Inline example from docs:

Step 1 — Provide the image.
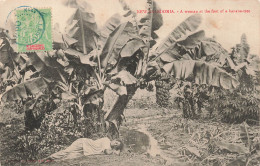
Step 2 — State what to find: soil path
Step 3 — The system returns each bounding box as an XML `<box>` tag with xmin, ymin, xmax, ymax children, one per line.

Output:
<box><xmin>38</xmin><ymin>107</ymin><xmax>191</xmax><ymax>166</ymax></box>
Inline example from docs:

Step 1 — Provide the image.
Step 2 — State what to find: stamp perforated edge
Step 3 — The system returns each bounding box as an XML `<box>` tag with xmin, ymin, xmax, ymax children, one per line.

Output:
<box><xmin>14</xmin><ymin>7</ymin><xmax>53</xmax><ymax>53</ymax></box>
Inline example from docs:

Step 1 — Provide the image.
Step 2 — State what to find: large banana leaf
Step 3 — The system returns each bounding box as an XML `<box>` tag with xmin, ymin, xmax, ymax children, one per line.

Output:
<box><xmin>1</xmin><ymin>77</ymin><xmax>50</xmax><ymax>102</ymax></box>
<box><xmin>120</xmin><ymin>39</ymin><xmax>146</xmax><ymax>58</ymax></box>
<box><xmin>0</xmin><ymin>36</ymin><xmax>25</xmax><ymax>81</ymax></box>
<box><xmin>152</xmin><ymin>14</ymin><xmax>202</xmax><ymax>59</ymax></box>
<box><xmin>137</xmin><ymin>0</ymin><xmax>163</xmax><ymax>76</ymax></box>
<box><xmin>160</xmin><ymin>30</ymin><xmax>205</xmax><ymax>63</ymax></box>
<box><xmin>138</xmin><ymin>0</ymin><xmax>153</xmax><ymax>43</ymax></box>
<box><xmin>53</xmin><ymin>23</ymin><xmax>77</xmax><ymax>50</ymax></box>
<box><xmin>99</xmin><ymin>13</ymin><xmax>122</xmax><ymax>48</ymax></box>
<box><xmin>100</xmin><ymin>21</ymin><xmax>138</xmax><ymax>71</ymax></box>
<box><xmin>0</xmin><ymin>37</ymin><xmax>22</xmax><ymax>70</ymax></box>
<box><xmin>177</xmin><ymin>30</ymin><xmax>205</xmax><ymax>50</ymax></box>
<box><xmin>0</xmin><ymin>37</ymin><xmax>11</xmax><ymax>65</ymax></box>
<box><xmin>27</xmin><ymin>52</ymin><xmax>65</xmax><ymax>81</ymax></box>
<box><xmin>162</xmin><ymin>60</ymin><xmax>239</xmax><ymax>89</ymax></box>
<box><xmin>64</xmin><ymin>48</ymin><xmax>97</xmax><ymax>66</ymax></box>
<box><xmin>64</xmin><ymin>0</ymin><xmax>99</xmax><ymax>54</ymax></box>
<box><xmin>183</xmin><ymin>38</ymin><xmax>231</xmax><ymax>66</ymax></box>
<box><xmin>200</xmin><ymin>39</ymin><xmax>228</xmax><ymax>61</ymax></box>
<box><xmin>150</xmin><ymin>1</ymin><xmax>163</xmax><ymax>32</ymax></box>
<box><xmin>139</xmin><ymin>0</ymin><xmax>163</xmax><ymax>45</ymax></box>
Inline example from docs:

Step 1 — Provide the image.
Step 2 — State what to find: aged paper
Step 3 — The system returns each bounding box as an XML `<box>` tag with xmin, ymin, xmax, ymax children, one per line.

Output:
<box><xmin>0</xmin><ymin>0</ymin><xmax>259</xmax><ymax>165</ymax></box>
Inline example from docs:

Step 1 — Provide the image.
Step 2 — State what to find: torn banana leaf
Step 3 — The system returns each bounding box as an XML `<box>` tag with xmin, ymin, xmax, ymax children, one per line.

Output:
<box><xmin>64</xmin><ymin>48</ymin><xmax>97</xmax><ymax>66</ymax></box>
<box><xmin>99</xmin><ymin>13</ymin><xmax>122</xmax><ymax>48</ymax></box>
<box><xmin>120</xmin><ymin>39</ymin><xmax>146</xmax><ymax>58</ymax></box>
<box><xmin>1</xmin><ymin>77</ymin><xmax>50</xmax><ymax>102</ymax></box>
<box><xmin>53</xmin><ymin>23</ymin><xmax>77</xmax><ymax>50</ymax></box>
<box><xmin>162</xmin><ymin>60</ymin><xmax>239</xmax><ymax>89</ymax></box>
<box><xmin>152</xmin><ymin>14</ymin><xmax>202</xmax><ymax>59</ymax></box>
<box><xmin>100</xmin><ymin>21</ymin><xmax>138</xmax><ymax>71</ymax></box>
<box><xmin>65</xmin><ymin>0</ymin><xmax>99</xmax><ymax>54</ymax></box>
<box><xmin>27</xmin><ymin>52</ymin><xmax>65</xmax><ymax>81</ymax></box>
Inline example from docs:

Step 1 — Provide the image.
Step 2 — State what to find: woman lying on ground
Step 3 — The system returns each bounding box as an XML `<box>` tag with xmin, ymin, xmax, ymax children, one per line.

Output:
<box><xmin>42</xmin><ymin>137</ymin><xmax>123</xmax><ymax>162</ymax></box>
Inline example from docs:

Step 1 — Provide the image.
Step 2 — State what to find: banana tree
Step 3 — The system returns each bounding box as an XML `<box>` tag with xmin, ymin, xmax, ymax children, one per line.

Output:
<box><xmin>102</xmin><ymin>0</ymin><xmax>241</xmax><ymax>137</ymax></box>
<box><xmin>1</xmin><ymin>0</ymin><xmax>241</xmax><ymax>137</ymax></box>
<box><xmin>0</xmin><ymin>0</ymin><xmax>145</xmax><ymax>134</ymax></box>
<box><xmin>0</xmin><ymin>0</ymin><xmax>103</xmax><ymax>132</ymax></box>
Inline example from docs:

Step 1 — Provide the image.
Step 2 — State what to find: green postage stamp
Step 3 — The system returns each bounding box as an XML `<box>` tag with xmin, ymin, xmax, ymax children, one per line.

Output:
<box><xmin>16</xmin><ymin>7</ymin><xmax>52</xmax><ymax>52</ymax></box>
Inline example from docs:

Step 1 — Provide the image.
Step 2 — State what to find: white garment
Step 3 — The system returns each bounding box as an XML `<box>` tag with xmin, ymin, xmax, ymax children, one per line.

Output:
<box><xmin>49</xmin><ymin>137</ymin><xmax>111</xmax><ymax>160</ymax></box>
<box><xmin>82</xmin><ymin>137</ymin><xmax>111</xmax><ymax>155</ymax></box>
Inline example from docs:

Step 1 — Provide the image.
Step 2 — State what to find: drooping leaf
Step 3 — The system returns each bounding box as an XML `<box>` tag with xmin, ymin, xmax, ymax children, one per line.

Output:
<box><xmin>65</xmin><ymin>0</ymin><xmax>99</xmax><ymax>54</ymax></box>
<box><xmin>27</xmin><ymin>52</ymin><xmax>65</xmax><ymax>81</ymax></box>
<box><xmin>1</xmin><ymin>77</ymin><xmax>50</xmax><ymax>102</ymax></box>
<box><xmin>0</xmin><ymin>37</ymin><xmax>11</xmax><ymax>65</ymax></box>
<box><xmin>159</xmin><ymin>44</ymin><xmax>183</xmax><ymax>63</ymax></box>
<box><xmin>152</xmin><ymin>14</ymin><xmax>202</xmax><ymax>59</ymax></box>
<box><xmin>105</xmin><ymin>94</ymin><xmax>128</xmax><ymax>122</ymax></box>
<box><xmin>120</xmin><ymin>39</ymin><xmax>146</xmax><ymax>58</ymax></box>
<box><xmin>177</xmin><ymin>30</ymin><xmax>205</xmax><ymax>49</ymax></box>
<box><xmin>159</xmin><ymin>35</ymin><xmax>231</xmax><ymax>71</ymax></box>
<box><xmin>64</xmin><ymin>48</ymin><xmax>97</xmax><ymax>66</ymax></box>
<box><xmin>0</xmin><ymin>37</ymin><xmax>23</xmax><ymax>70</ymax></box>
<box><xmin>0</xmin><ymin>36</ymin><xmax>25</xmax><ymax>81</ymax></box>
<box><xmin>162</xmin><ymin>60</ymin><xmax>239</xmax><ymax>89</ymax></box>
<box><xmin>200</xmin><ymin>38</ymin><xmax>229</xmax><ymax>63</ymax></box>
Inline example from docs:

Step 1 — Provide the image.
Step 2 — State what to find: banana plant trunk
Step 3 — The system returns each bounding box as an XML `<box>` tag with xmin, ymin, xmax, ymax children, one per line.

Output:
<box><xmin>106</xmin><ymin>85</ymin><xmax>137</xmax><ymax>139</ymax></box>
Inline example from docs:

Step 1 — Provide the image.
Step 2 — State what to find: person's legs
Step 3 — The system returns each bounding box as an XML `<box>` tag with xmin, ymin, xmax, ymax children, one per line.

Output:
<box><xmin>49</xmin><ymin>138</ymin><xmax>85</xmax><ymax>160</ymax></box>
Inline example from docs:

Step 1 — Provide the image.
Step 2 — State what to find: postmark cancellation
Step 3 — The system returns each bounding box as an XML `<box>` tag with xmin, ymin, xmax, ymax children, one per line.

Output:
<box><xmin>15</xmin><ymin>7</ymin><xmax>52</xmax><ymax>52</ymax></box>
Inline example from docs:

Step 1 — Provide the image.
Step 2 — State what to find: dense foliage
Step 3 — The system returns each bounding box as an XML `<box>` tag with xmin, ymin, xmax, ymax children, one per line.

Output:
<box><xmin>157</xmin><ymin>33</ymin><xmax>260</xmax><ymax>123</ymax></box>
<box><xmin>0</xmin><ymin>0</ymin><xmax>259</xmax><ymax>164</ymax></box>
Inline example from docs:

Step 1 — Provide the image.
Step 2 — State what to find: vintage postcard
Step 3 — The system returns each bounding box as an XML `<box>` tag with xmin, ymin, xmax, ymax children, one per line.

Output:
<box><xmin>0</xmin><ymin>0</ymin><xmax>259</xmax><ymax>165</ymax></box>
